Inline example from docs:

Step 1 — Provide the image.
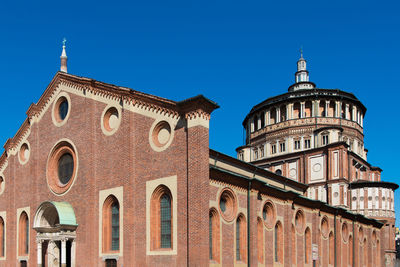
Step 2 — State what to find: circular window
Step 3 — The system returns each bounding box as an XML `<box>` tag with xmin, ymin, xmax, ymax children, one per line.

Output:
<box><xmin>47</xmin><ymin>140</ymin><xmax>78</xmax><ymax>195</ymax></box>
<box><xmin>352</xmin><ymin>196</ymin><xmax>357</xmax><ymax>201</ymax></box>
<box><xmin>19</xmin><ymin>143</ymin><xmax>30</xmax><ymax>164</ymax></box>
<box><xmin>321</xmin><ymin>217</ymin><xmax>329</xmax><ymax>238</ymax></box>
<box><xmin>218</xmin><ymin>188</ymin><xmax>237</xmax><ymax>222</ymax></box>
<box><xmin>52</xmin><ymin>93</ymin><xmax>71</xmax><ymax>127</ymax></box>
<box><xmin>101</xmin><ymin>106</ymin><xmax>121</xmax><ymax>135</ymax></box>
<box><xmin>149</xmin><ymin>120</ymin><xmax>174</xmax><ymax>152</ymax></box>
<box><xmin>262</xmin><ymin>201</ymin><xmax>276</xmax><ymax>228</ymax></box>
<box><xmin>342</xmin><ymin>223</ymin><xmax>349</xmax><ymax>242</ymax></box>
<box><xmin>295</xmin><ymin>210</ymin><xmax>305</xmax><ymax>233</ymax></box>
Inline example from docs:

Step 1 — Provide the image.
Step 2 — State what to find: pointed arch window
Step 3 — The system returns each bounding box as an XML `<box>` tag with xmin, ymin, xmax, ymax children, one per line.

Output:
<box><xmin>102</xmin><ymin>195</ymin><xmax>120</xmax><ymax>252</ymax></box>
<box><xmin>18</xmin><ymin>212</ymin><xmax>29</xmax><ymax>256</ymax></box>
<box><xmin>151</xmin><ymin>185</ymin><xmax>173</xmax><ymax>250</ymax></box>
<box><xmin>329</xmin><ymin>232</ymin><xmax>334</xmax><ymax>265</ymax></box>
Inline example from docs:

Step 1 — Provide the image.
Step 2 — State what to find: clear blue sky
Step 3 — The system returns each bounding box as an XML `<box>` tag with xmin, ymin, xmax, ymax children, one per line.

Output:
<box><xmin>1</xmin><ymin>0</ymin><xmax>399</xmax><ymax>224</ymax></box>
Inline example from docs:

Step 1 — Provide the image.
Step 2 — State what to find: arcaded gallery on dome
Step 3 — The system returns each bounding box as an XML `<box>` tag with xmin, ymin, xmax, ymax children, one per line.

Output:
<box><xmin>0</xmin><ymin>44</ymin><xmax>397</xmax><ymax>267</ymax></box>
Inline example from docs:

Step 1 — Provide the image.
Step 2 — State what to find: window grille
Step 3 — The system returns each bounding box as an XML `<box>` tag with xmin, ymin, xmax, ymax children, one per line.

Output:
<box><xmin>111</xmin><ymin>202</ymin><xmax>119</xmax><ymax>251</ymax></box>
<box><xmin>160</xmin><ymin>194</ymin><xmax>172</xmax><ymax>248</ymax></box>
<box><xmin>105</xmin><ymin>259</ymin><xmax>117</xmax><ymax>267</ymax></box>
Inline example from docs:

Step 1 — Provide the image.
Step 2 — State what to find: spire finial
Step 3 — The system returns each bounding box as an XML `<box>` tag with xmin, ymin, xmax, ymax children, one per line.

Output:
<box><xmin>300</xmin><ymin>46</ymin><xmax>303</xmax><ymax>59</ymax></box>
<box><xmin>60</xmin><ymin>38</ymin><xmax>68</xmax><ymax>73</ymax></box>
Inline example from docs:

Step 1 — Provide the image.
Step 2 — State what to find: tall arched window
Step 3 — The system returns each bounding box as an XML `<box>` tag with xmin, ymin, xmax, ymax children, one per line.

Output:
<box><xmin>0</xmin><ymin>217</ymin><xmax>4</xmax><ymax>257</ymax></box>
<box><xmin>151</xmin><ymin>185</ymin><xmax>173</xmax><ymax>250</ymax></box>
<box><xmin>18</xmin><ymin>211</ymin><xmax>29</xmax><ymax>256</ymax></box>
<box><xmin>209</xmin><ymin>208</ymin><xmax>220</xmax><ymax>262</ymax></box>
<box><xmin>274</xmin><ymin>221</ymin><xmax>283</xmax><ymax>263</ymax></box>
<box><xmin>102</xmin><ymin>195</ymin><xmax>120</xmax><ymax>252</ymax></box>
<box><xmin>305</xmin><ymin>227</ymin><xmax>311</xmax><ymax>264</ymax></box>
<box><xmin>291</xmin><ymin>224</ymin><xmax>296</xmax><ymax>265</ymax></box>
<box><xmin>236</xmin><ymin>214</ymin><xmax>246</xmax><ymax>262</ymax></box>
<box><xmin>257</xmin><ymin>218</ymin><xmax>263</xmax><ymax>263</ymax></box>
<box><xmin>329</xmin><ymin>232</ymin><xmax>334</xmax><ymax>265</ymax></box>
<box><xmin>349</xmin><ymin>235</ymin><xmax>353</xmax><ymax>266</ymax></box>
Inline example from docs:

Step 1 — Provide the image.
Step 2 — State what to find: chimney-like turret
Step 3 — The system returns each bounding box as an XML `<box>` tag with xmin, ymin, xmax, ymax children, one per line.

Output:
<box><xmin>60</xmin><ymin>38</ymin><xmax>68</xmax><ymax>73</ymax></box>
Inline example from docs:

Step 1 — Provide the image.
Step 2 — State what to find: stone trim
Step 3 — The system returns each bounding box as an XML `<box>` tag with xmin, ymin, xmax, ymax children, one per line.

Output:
<box><xmin>0</xmin><ymin>211</ymin><xmax>6</xmax><ymax>261</ymax></box>
<box><xmin>146</xmin><ymin>175</ymin><xmax>177</xmax><ymax>255</ymax></box>
<box><xmin>16</xmin><ymin>207</ymin><xmax>30</xmax><ymax>260</ymax></box>
<box><xmin>98</xmin><ymin>186</ymin><xmax>124</xmax><ymax>258</ymax></box>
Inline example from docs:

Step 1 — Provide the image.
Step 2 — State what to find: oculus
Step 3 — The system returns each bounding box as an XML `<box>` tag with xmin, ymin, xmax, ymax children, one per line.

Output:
<box><xmin>47</xmin><ymin>141</ymin><xmax>78</xmax><ymax>195</ymax></box>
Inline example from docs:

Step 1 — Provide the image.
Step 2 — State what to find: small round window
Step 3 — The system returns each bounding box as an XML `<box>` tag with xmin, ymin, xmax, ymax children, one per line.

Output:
<box><xmin>47</xmin><ymin>140</ymin><xmax>78</xmax><ymax>195</ymax></box>
<box><xmin>52</xmin><ymin>93</ymin><xmax>71</xmax><ymax>127</ymax></box>
<box><xmin>58</xmin><ymin>99</ymin><xmax>69</xmax><ymax>121</ymax></box>
<box><xmin>19</xmin><ymin>143</ymin><xmax>30</xmax><ymax>165</ymax></box>
<box><xmin>218</xmin><ymin>188</ymin><xmax>237</xmax><ymax>222</ymax></box>
<box><xmin>101</xmin><ymin>106</ymin><xmax>121</xmax><ymax>136</ymax></box>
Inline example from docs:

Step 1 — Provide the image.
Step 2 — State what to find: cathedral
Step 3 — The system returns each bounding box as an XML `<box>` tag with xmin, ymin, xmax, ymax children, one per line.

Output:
<box><xmin>0</xmin><ymin>43</ymin><xmax>396</xmax><ymax>267</ymax></box>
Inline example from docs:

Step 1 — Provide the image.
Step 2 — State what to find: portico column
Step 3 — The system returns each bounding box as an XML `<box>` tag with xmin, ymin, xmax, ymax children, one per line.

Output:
<box><xmin>71</xmin><ymin>239</ymin><xmax>76</xmax><ymax>267</ymax></box>
<box><xmin>336</xmin><ymin>101</ymin><xmax>340</xmax><ymax>117</ymax></box>
<box><xmin>345</xmin><ymin>104</ymin><xmax>349</xmax><ymax>120</ymax></box>
<box><xmin>313</xmin><ymin>100</ymin><xmax>320</xmax><ymax>117</ymax></box>
<box><xmin>61</xmin><ymin>239</ymin><xmax>67</xmax><ymax>267</ymax></box>
<box><xmin>37</xmin><ymin>239</ymin><xmax>43</xmax><ymax>267</ymax></box>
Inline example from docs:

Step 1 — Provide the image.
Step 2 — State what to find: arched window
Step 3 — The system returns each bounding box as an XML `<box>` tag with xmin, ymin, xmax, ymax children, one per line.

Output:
<box><xmin>236</xmin><ymin>214</ymin><xmax>246</xmax><ymax>262</ymax></box>
<box><xmin>102</xmin><ymin>195</ymin><xmax>120</xmax><ymax>252</ymax></box>
<box><xmin>376</xmin><ymin>240</ymin><xmax>380</xmax><ymax>266</ymax></box>
<box><xmin>209</xmin><ymin>208</ymin><xmax>220</xmax><ymax>262</ymax></box>
<box><xmin>329</xmin><ymin>232</ymin><xmax>334</xmax><ymax>265</ymax></box>
<box><xmin>0</xmin><ymin>217</ymin><xmax>4</xmax><ymax>257</ymax></box>
<box><xmin>18</xmin><ymin>211</ymin><xmax>29</xmax><ymax>256</ymax></box>
<box><xmin>349</xmin><ymin>235</ymin><xmax>353</xmax><ymax>266</ymax></box>
<box><xmin>257</xmin><ymin>218</ymin><xmax>263</xmax><ymax>263</ymax></box>
<box><xmin>274</xmin><ymin>222</ymin><xmax>283</xmax><ymax>263</ymax></box>
<box><xmin>291</xmin><ymin>224</ymin><xmax>296</xmax><ymax>265</ymax></box>
<box><xmin>151</xmin><ymin>185</ymin><xmax>173</xmax><ymax>250</ymax></box>
<box><xmin>305</xmin><ymin>227</ymin><xmax>311</xmax><ymax>263</ymax></box>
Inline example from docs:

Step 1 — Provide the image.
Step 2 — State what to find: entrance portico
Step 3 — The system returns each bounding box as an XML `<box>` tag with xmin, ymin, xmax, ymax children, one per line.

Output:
<box><xmin>33</xmin><ymin>201</ymin><xmax>78</xmax><ymax>267</ymax></box>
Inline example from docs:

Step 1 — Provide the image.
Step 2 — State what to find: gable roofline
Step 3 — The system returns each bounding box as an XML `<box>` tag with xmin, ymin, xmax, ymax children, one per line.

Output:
<box><xmin>0</xmin><ymin>72</ymin><xmax>219</xmax><ymax>170</ymax></box>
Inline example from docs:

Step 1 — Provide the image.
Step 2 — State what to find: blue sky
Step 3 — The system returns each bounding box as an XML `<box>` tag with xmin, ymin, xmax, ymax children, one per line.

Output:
<box><xmin>1</xmin><ymin>0</ymin><xmax>399</xmax><ymax>224</ymax></box>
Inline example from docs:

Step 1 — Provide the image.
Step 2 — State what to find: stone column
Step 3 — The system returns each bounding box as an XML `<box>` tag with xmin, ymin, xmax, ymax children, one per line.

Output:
<box><xmin>276</xmin><ymin>107</ymin><xmax>281</xmax><ymax>123</ymax></box>
<box><xmin>71</xmin><ymin>239</ymin><xmax>76</xmax><ymax>267</ymax></box>
<box><xmin>37</xmin><ymin>239</ymin><xmax>43</xmax><ymax>267</ymax></box>
<box><xmin>266</xmin><ymin>110</ymin><xmax>270</xmax><ymax>125</ymax></box>
<box><xmin>352</xmin><ymin>106</ymin><xmax>357</xmax><ymax>122</ymax></box>
<box><xmin>313</xmin><ymin>100</ymin><xmax>320</xmax><ymax>117</ymax></box>
<box><xmin>336</xmin><ymin>101</ymin><xmax>340</xmax><ymax>117</ymax></box>
<box><xmin>61</xmin><ymin>239</ymin><xmax>67</xmax><ymax>267</ymax></box>
<box><xmin>300</xmin><ymin>102</ymin><xmax>305</xmax><ymax>118</ymax></box>
<box><xmin>325</xmin><ymin>101</ymin><xmax>329</xmax><ymax>117</ymax></box>
<box><xmin>345</xmin><ymin>104</ymin><xmax>349</xmax><ymax>120</ymax></box>
<box><xmin>286</xmin><ymin>104</ymin><xmax>290</xmax><ymax>120</ymax></box>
